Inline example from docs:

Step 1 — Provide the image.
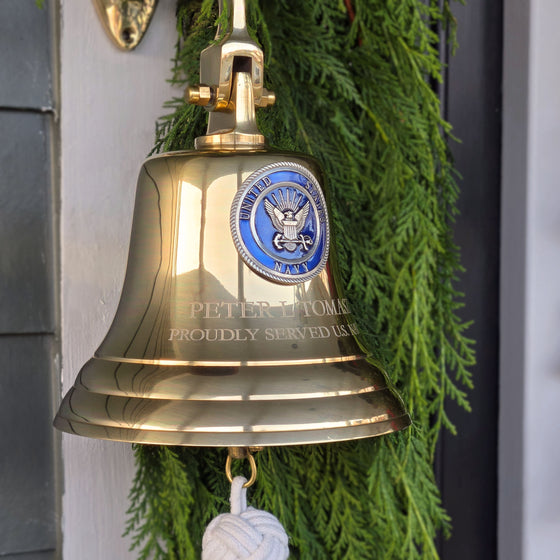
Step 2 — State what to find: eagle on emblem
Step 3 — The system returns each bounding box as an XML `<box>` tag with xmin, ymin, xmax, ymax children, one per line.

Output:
<box><xmin>264</xmin><ymin>189</ymin><xmax>313</xmax><ymax>252</ymax></box>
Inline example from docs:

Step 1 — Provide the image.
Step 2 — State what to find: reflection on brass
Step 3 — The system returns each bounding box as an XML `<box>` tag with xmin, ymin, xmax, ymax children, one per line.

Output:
<box><xmin>194</xmin><ymin>71</ymin><xmax>265</xmax><ymax>150</ymax></box>
<box><xmin>92</xmin><ymin>0</ymin><xmax>158</xmax><ymax>51</ymax></box>
<box><xmin>54</xmin><ymin>0</ymin><xmax>410</xmax><ymax>447</ymax></box>
<box><xmin>187</xmin><ymin>0</ymin><xmax>275</xmax><ymax>150</ymax></box>
<box><xmin>187</xmin><ymin>85</ymin><xmax>215</xmax><ymax>107</ymax></box>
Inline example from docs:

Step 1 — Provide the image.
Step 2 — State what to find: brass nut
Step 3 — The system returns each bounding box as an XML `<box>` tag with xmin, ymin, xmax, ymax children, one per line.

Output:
<box><xmin>257</xmin><ymin>89</ymin><xmax>276</xmax><ymax>108</ymax></box>
<box><xmin>228</xmin><ymin>446</ymin><xmax>263</xmax><ymax>459</ymax></box>
<box><xmin>228</xmin><ymin>446</ymin><xmax>250</xmax><ymax>459</ymax></box>
<box><xmin>186</xmin><ymin>84</ymin><xmax>214</xmax><ymax>106</ymax></box>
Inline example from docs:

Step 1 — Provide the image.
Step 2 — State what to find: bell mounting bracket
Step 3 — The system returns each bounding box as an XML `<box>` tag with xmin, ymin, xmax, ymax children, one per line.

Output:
<box><xmin>92</xmin><ymin>0</ymin><xmax>159</xmax><ymax>51</ymax></box>
<box><xmin>187</xmin><ymin>0</ymin><xmax>275</xmax><ymax>147</ymax></box>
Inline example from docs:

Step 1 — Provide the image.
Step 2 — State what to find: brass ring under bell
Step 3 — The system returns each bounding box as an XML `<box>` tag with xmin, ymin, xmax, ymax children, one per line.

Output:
<box><xmin>226</xmin><ymin>449</ymin><xmax>258</xmax><ymax>488</ymax></box>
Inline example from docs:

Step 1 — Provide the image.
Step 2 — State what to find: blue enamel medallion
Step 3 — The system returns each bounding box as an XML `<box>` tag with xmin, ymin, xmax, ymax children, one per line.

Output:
<box><xmin>231</xmin><ymin>162</ymin><xmax>330</xmax><ymax>284</ymax></box>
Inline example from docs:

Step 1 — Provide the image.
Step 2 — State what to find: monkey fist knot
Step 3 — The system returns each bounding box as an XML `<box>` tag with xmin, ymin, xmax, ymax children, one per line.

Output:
<box><xmin>202</xmin><ymin>477</ymin><xmax>289</xmax><ymax>560</ymax></box>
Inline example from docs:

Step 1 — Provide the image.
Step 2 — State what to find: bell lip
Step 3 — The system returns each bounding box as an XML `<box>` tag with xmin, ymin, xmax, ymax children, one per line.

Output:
<box><xmin>53</xmin><ymin>375</ymin><xmax>411</xmax><ymax>446</ymax></box>
<box><xmin>53</xmin><ymin>413</ymin><xmax>411</xmax><ymax>447</ymax></box>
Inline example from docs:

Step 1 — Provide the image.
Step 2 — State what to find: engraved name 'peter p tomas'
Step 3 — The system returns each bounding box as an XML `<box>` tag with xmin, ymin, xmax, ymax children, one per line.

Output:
<box><xmin>175</xmin><ymin>298</ymin><xmax>351</xmax><ymax>320</ymax></box>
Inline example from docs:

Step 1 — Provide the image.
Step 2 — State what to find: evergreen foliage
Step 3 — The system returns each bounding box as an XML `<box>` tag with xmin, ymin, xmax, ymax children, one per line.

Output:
<box><xmin>126</xmin><ymin>0</ymin><xmax>475</xmax><ymax>557</ymax></box>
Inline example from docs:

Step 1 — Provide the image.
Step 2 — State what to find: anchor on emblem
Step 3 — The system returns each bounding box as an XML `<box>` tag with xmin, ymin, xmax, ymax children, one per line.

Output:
<box><xmin>264</xmin><ymin>189</ymin><xmax>314</xmax><ymax>253</ymax></box>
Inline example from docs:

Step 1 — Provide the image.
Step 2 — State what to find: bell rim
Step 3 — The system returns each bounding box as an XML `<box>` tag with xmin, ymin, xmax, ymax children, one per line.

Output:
<box><xmin>53</xmin><ymin>412</ymin><xmax>411</xmax><ymax>447</ymax></box>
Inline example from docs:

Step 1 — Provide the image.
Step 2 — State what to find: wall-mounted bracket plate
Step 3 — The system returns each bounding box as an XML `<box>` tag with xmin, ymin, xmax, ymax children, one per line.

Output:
<box><xmin>92</xmin><ymin>0</ymin><xmax>159</xmax><ymax>51</ymax></box>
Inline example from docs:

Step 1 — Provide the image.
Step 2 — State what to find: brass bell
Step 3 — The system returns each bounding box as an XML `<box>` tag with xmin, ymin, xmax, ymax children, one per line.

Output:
<box><xmin>54</xmin><ymin>0</ymin><xmax>410</xmax><ymax>447</ymax></box>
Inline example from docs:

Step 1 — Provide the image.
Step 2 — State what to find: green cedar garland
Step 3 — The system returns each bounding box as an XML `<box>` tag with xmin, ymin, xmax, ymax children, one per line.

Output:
<box><xmin>125</xmin><ymin>0</ymin><xmax>475</xmax><ymax>558</ymax></box>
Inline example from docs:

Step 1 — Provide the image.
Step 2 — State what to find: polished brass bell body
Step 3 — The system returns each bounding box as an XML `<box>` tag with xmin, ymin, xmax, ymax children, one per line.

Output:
<box><xmin>54</xmin><ymin>0</ymin><xmax>410</xmax><ymax>447</ymax></box>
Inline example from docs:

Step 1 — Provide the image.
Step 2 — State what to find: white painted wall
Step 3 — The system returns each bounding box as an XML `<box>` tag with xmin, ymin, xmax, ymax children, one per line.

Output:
<box><xmin>59</xmin><ymin>1</ymin><xmax>177</xmax><ymax>558</ymax></box>
<box><xmin>524</xmin><ymin>1</ymin><xmax>560</xmax><ymax>558</ymax></box>
<box><xmin>501</xmin><ymin>1</ymin><xmax>560</xmax><ymax>559</ymax></box>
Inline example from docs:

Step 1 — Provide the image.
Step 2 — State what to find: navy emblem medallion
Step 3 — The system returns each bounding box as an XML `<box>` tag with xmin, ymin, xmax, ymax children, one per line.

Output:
<box><xmin>230</xmin><ymin>161</ymin><xmax>330</xmax><ymax>284</ymax></box>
